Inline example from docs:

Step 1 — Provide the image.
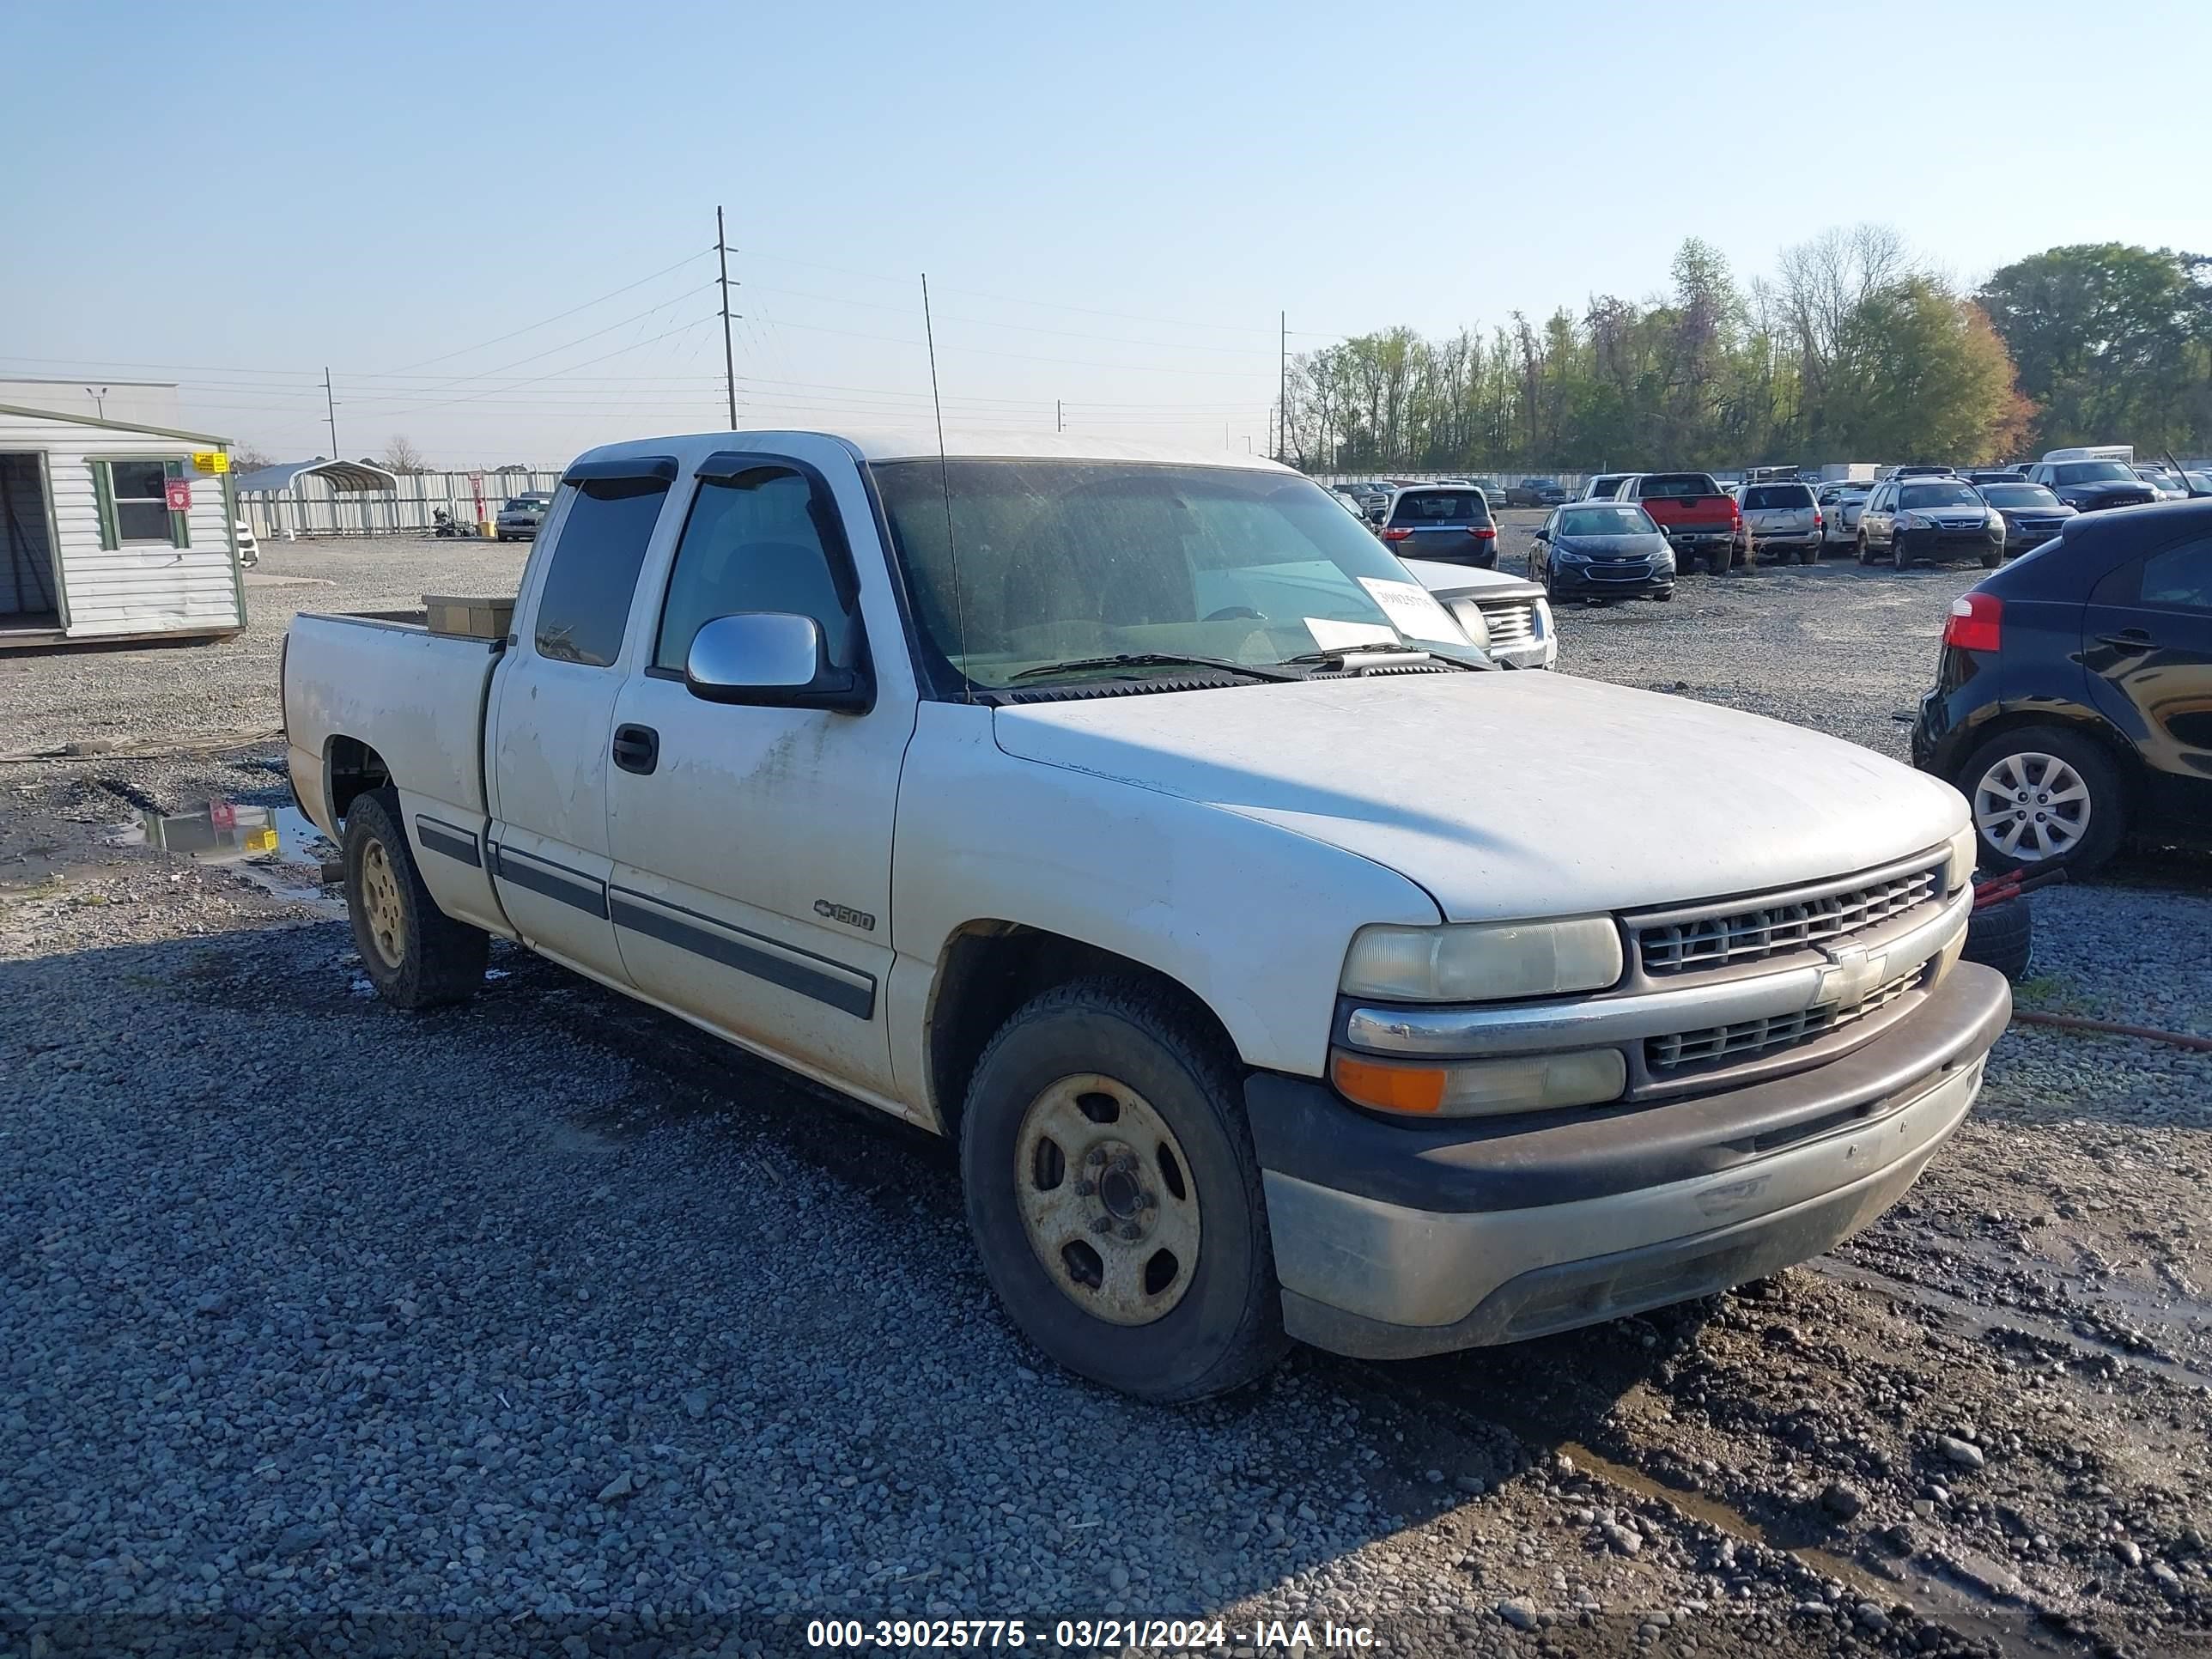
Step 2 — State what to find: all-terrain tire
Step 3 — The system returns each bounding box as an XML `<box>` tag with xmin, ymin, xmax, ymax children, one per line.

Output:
<box><xmin>959</xmin><ymin>976</ymin><xmax>1288</xmax><ymax>1401</ymax></box>
<box><xmin>343</xmin><ymin>787</ymin><xmax>489</xmax><ymax>1009</ymax></box>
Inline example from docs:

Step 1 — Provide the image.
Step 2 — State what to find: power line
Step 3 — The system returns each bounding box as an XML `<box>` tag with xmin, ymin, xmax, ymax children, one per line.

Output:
<box><xmin>384</xmin><ymin>246</ymin><xmax>713</xmax><ymax>372</ymax></box>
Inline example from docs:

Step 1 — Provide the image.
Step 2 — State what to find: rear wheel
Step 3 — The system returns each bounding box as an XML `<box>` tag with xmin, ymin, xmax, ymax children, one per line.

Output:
<box><xmin>1705</xmin><ymin>543</ymin><xmax>1731</xmax><ymax>576</ymax></box>
<box><xmin>1960</xmin><ymin>726</ymin><xmax>2126</xmax><ymax>875</ymax></box>
<box><xmin>1796</xmin><ymin>545</ymin><xmax>1818</xmax><ymax>566</ymax></box>
<box><xmin>959</xmin><ymin>977</ymin><xmax>1287</xmax><ymax>1401</ymax></box>
<box><xmin>343</xmin><ymin>788</ymin><xmax>489</xmax><ymax>1008</ymax></box>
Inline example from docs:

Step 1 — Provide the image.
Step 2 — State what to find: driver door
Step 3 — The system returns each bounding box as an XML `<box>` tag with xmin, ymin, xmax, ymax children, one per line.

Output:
<box><xmin>604</xmin><ymin>440</ymin><xmax>920</xmax><ymax>1101</ymax></box>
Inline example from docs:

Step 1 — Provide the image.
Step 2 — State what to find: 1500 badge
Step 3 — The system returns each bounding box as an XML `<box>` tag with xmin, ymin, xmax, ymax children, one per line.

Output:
<box><xmin>813</xmin><ymin>900</ymin><xmax>876</xmax><ymax>932</ymax></box>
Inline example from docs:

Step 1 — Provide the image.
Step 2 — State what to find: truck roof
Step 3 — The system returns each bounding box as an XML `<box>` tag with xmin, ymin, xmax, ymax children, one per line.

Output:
<box><xmin>566</xmin><ymin>428</ymin><xmax>1294</xmax><ymax>475</ymax></box>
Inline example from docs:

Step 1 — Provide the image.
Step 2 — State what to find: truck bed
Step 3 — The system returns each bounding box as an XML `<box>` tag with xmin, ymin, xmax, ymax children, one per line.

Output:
<box><xmin>283</xmin><ymin>611</ymin><xmax>506</xmax><ymax>843</ymax></box>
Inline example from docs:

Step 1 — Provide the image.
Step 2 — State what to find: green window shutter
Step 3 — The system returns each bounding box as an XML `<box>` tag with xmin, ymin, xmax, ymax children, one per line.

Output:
<box><xmin>165</xmin><ymin>459</ymin><xmax>191</xmax><ymax>549</ymax></box>
<box><xmin>93</xmin><ymin>461</ymin><xmax>119</xmax><ymax>550</ymax></box>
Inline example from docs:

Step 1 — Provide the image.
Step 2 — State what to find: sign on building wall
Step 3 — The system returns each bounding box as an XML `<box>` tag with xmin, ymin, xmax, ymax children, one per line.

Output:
<box><xmin>165</xmin><ymin>479</ymin><xmax>192</xmax><ymax>511</ymax></box>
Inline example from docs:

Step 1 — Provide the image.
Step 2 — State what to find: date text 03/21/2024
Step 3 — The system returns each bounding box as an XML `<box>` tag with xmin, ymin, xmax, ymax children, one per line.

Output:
<box><xmin>805</xmin><ymin>1619</ymin><xmax>1378</xmax><ymax>1650</ymax></box>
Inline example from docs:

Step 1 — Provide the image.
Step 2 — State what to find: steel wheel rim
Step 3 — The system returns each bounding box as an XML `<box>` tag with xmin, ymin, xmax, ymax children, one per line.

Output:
<box><xmin>359</xmin><ymin>839</ymin><xmax>408</xmax><ymax>969</ymax></box>
<box><xmin>1972</xmin><ymin>750</ymin><xmax>2091</xmax><ymax>862</ymax></box>
<box><xmin>1013</xmin><ymin>1073</ymin><xmax>1201</xmax><ymax>1327</ymax></box>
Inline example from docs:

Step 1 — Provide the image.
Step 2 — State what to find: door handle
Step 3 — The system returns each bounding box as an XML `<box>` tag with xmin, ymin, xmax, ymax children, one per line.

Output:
<box><xmin>611</xmin><ymin>723</ymin><xmax>659</xmax><ymax>775</ymax></box>
<box><xmin>2096</xmin><ymin>629</ymin><xmax>2154</xmax><ymax>651</ymax></box>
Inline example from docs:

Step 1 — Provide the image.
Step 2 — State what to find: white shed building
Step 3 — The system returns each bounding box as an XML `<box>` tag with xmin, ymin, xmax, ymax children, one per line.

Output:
<box><xmin>0</xmin><ymin>403</ymin><xmax>247</xmax><ymax>647</ymax></box>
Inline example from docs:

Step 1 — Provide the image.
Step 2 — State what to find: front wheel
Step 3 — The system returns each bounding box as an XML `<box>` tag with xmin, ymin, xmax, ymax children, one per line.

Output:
<box><xmin>1980</xmin><ymin>550</ymin><xmax>2002</xmax><ymax>568</ymax></box>
<box><xmin>343</xmin><ymin>788</ymin><xmax>489</xmax><ymax>1008</ymax></box>
<box><xmin>959</xmin><ymin>978</ymin><xmax>1288</xmax><ymax>1401</ymax></box>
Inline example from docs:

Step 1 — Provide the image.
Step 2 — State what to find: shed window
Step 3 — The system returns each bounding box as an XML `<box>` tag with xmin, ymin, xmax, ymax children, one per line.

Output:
<box><xmin>109</xmin><ymin>461</ymin><xmax>174</xmax><ymax>543</ymax></box>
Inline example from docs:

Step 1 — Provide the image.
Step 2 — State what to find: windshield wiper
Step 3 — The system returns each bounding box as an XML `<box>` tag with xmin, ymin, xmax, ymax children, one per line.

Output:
<box><xmin>1281</xmin><ymin>643</ymin><xmax>1486</xmax><ymax>672</ymax></box>
<box><xmin>1006</xmin><ymin>652</ymin><xmax>1300</xmax><ymax>684</ymax></box>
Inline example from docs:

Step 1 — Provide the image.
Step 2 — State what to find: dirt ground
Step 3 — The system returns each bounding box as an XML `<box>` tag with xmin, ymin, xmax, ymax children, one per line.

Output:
<box><xmin>2</xmin><ymin>526</ymin><xmax>2209</xmax><ymax>1658</ymax></box>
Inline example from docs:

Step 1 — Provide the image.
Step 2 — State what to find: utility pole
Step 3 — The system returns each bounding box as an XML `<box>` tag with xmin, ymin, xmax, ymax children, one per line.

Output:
<box><xmin>322</xmin><ymin>368</ymin><xmax>338</xmax><ymax>457</ymax></box>
<box><xmin>1055</xmin><ymin>398</ymin><xmax>1062</xmax><ymax>434</ymax></box>
<box><xmin>716</xmin><ymin>205</ymin><xmax>739</xmax><ymax>430</ymax></box>
<box><xmin>1279</xmin><ymin>310</ymin><xmax>1287</xmax><ymax>463</ymax></box>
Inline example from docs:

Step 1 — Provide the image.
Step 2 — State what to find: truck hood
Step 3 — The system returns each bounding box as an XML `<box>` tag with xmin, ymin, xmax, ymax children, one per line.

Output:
<box><xmin>992</xmin><ymin>673</ymin><xmax>1965</xmax><ymax>922</ymax></box>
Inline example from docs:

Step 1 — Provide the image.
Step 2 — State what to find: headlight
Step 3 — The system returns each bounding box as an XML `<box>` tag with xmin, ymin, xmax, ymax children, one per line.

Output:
<box><xmin>1340</xmin><ymin>916</ymin><xmax>1623</xmax><ymax>1002</ymax></box>
<box><xmin>1551</xmin><ymin>547</ymin><xmax>1589</xmax><ymax>563</ymax></box>
<box><xmin>1944</xmin><ymin>822</ymin><xmax>1978</xmax><ymax>893</ymax></box>
<box><xmin>1446</xmin><ymin>599</ymin><xmax>1491</xmax><ymax>649</ymax></box>
<box><xmin>1330</xmin><ymin>1047</ymin><xmax>1626</xmax><ymax>1118</ymax></box>
<box><xmin>1898</xmin><ymin>512</ymin><xmax>1933</xmax><ymax>530</ymax></box>
<box><xmin>1986</xmin><ymin>510</ymin><xmax>2007</xmax><ymax>533</ymax></box>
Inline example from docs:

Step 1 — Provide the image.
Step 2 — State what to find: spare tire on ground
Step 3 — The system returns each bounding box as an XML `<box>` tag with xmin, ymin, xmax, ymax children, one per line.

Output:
<box><xmin>1962</xmin><ymin>895</ymin><xmax>2033</xmax><ymax>981</ymax></box>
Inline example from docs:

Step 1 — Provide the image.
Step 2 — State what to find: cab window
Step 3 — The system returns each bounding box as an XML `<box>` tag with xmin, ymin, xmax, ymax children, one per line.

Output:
<box><xmin>653</xmin><ymin>466</ymin><xmax>860</xmax><ymax>673</ymax></box>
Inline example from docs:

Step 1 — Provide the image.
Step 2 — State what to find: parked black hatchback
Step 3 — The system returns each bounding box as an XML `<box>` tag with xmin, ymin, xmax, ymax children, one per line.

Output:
<box><xmin>1912</xmin><ymin>500</ymin><xmax>2212</xmax><ymax>873</ymax></box>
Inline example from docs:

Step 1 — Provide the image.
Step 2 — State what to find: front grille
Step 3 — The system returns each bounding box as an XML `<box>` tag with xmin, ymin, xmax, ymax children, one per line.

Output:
<box><xmin>1478</xmin><ymin>599</ymin><xmax>1536</xmax><ymax>647</ymax></box>
<box><xmin>1636</xmin><ymin>860</ymin><xmax>1942</xmax><ymax>975</ymax></box>
<box><xmin>1647</xmin><ymin>966</ymin><xmax>1918</xmax><ymax>1073</ymax></box>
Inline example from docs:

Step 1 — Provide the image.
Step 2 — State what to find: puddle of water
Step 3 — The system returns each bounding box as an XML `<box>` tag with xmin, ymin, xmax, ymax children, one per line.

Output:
<box><xmin>111</xmin><ymin>800</ymin><xmax>342</xmax><ymax>909</ymax></box>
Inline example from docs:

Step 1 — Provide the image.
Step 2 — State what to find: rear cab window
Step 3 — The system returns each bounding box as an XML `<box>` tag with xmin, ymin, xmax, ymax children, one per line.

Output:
<box><xmin>531</xmin><ymin>472</ymin><xmax>674</xmax><ymax>666</ymax></box>
<box><xmin>1637</xmin><ymin>474</ymin><xmax>1721</xmax><ymax>499</ymax></box>
<box><xmin>1387</xmin><ymin>490</ymin><xmax>1492</xmax><ymax>526</ymax></box>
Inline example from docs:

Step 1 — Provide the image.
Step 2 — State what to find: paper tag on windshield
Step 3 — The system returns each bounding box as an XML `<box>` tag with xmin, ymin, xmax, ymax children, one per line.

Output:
<box><xmin>1358</xmin><ymin>577</ymin><xmax>1466</xmax><ymax>643</ymax></box>
<box><xmin>1304</xmin><ymin>617</ymin><xmax>1399</xmax><ymax>651</ymax></box>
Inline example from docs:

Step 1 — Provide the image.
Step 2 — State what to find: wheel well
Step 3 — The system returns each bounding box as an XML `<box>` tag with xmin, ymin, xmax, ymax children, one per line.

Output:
<box><xmin>926</xmin><ymin>923</ymin><xmax>1238</xmax><ymax>1138</ymax></box>
<box><xmin>325</xmin><ymin>735</ymin><xmax>392</xmax><ymax>823</ymax></box>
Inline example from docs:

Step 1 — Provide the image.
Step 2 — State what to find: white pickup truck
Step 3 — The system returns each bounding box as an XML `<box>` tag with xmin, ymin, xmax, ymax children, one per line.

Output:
<box><xmin>283</xmin><ymin>430</ymin><xmax>2009</xmax><ymax>1401</ymax></box>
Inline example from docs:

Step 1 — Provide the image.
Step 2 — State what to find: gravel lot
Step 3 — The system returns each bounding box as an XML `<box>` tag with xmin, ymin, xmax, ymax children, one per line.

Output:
<box><xmin>3</xmin><ymin>526</ymin><xmax>2209</xmax><ymax>1657</ymax></box>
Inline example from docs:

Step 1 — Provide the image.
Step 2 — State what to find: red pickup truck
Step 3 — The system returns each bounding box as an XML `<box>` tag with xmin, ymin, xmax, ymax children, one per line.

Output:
<box><xmin>1619</xmin><ymin>473</ymin><xmax>1744</xmax><ymax>574</ymax></box>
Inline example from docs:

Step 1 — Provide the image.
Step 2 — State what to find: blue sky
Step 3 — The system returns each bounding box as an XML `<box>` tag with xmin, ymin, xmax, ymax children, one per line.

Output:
<box><xmin>6</xmin><ymin>0</ymin><xmax>2208</xmax><ymax>465</ymax></box>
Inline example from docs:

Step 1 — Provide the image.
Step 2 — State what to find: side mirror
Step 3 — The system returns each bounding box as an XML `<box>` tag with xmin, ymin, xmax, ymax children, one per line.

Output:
<box><xmin>1532</xmin><ymin>527</ymin><xmax>1549</xmax><ymax>541</ymax></box>
<box><xmin>684</xmin><ymin>612</ymin><xmax>872</xmax><ymax>713</ymax></box>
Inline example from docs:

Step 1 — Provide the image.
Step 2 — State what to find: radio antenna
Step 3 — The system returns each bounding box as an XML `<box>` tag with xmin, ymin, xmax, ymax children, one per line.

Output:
<box><xmin>921</xmin><ymin>273</ymin><xmax>973</xmax><ymax>704</ymax></box>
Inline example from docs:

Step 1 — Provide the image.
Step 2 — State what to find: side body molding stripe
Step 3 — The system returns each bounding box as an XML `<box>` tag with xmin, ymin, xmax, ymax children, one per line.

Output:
<box><xmin>608</xmin><ymin>890</ymin><xmax>876</xmax><ymax>1019</ymax></box>
<box><xmin>487</xmin><ymin>843</ymin><xmax>609</xmax><ymax>919</ymax></box>
<box><xmin>415</xmin><ymin>817</ymin><xmax>482</xmax><ymax>868</ymax></box>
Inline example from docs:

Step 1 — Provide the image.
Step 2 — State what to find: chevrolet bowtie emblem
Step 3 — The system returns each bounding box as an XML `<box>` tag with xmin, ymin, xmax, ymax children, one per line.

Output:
<box><xmin>1815</xmin><ymin>941</ymin><xmax>1887</xmax><ymax>1007</ymax></box>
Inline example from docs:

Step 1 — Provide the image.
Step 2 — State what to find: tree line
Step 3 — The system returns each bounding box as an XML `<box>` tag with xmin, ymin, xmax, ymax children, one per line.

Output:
<box><xmin>1283</xmin><ymin>232</ymin><xmax>2212</xmax><ymax>476</ymax></box>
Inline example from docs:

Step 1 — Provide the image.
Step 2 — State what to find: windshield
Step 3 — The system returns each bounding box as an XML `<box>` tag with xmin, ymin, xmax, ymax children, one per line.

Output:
<box><xmin>1637</xmin><ymin>474</ymin><xmax>1719</xmax><ymax>499</ymax></box>
<box><xmin>1558</xmin><ymin>505</ymin><xmax>1656</xmax><ymax>537</ymax></box>
<box><xmin>872</xmin><ymin>459</ymin><xmax>1480</xmax><ymax>690</ymax></box>
<box><xmin>1982</xmin><ymin>484</ymin><xmax>2061</xmax><ymax>509</ymax></box>
<box><xmin>1899</xmin><ymin>483</ymin><xmax>1984</xmax><ymax>509</ymax></box>
<box><xmin>501</xmin><ymin>497</ymin><xmax>542</xmax><ymax>512</ymax></box>
<box><xmin>1388</xmin><ymin>489</ymin><xmax>1492</xmax><ymax>525</ymax></box>
<box><xmin>2053</xmin><ymin>462</ymin><xmax>2140</xmax><ymax>484</ymax></box>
